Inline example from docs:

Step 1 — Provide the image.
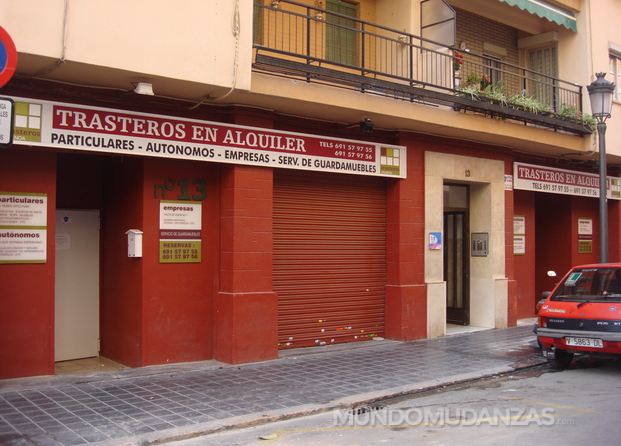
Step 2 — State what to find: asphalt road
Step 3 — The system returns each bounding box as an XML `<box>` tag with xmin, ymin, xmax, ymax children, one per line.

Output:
<box><xmin>166</xmin><ymin>356</ymin><xmax>621</xmax><ymax>446</ymax></box>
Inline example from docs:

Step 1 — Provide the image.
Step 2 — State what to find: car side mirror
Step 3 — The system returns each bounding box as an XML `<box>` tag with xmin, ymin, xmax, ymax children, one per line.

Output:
<box><xmin>541</xmin><ymin>291</ymin><xmax>551</xmax><ymax>299</ymax></box>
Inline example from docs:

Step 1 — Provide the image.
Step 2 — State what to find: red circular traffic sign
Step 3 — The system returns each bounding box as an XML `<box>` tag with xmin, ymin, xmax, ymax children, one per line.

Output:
<box><xmin>0</xmin><ymin>26</ymin><xmax>17</xmax><ymax>88</ymax></box>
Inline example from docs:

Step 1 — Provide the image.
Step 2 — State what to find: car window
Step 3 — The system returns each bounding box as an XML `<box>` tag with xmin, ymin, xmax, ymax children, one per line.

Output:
<box><xmin>551</xmin><ymin>267</ymin><xmax>621</xmax><ymax>301</ymax></box>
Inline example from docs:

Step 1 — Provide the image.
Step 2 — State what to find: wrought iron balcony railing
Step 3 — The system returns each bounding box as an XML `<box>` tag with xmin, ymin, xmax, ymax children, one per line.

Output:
<box><xmin>252</xmin><ymin>0</ymin><xmax>591</xmax><ymax>135</ymax></box>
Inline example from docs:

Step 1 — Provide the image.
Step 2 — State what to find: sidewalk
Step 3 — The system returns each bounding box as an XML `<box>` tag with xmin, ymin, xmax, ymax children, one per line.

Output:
<box><xmin>0</xmin><ymin>323</ymin><xmax>546</xmax><ymax>446</ymax></box>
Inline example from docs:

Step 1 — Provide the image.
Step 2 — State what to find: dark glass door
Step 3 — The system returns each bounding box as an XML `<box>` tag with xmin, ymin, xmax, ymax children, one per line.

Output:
<box><xmin>444</xmin><ymin>211</ymin><xmax>469</xmax><ymax>325</ymax></box>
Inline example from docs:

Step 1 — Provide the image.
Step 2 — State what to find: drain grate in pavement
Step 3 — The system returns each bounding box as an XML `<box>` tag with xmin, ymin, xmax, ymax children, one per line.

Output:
<box><xmin>349</xmin><ymin>405</ymin><xmax>386</xmax><ymax>415</ymax></box>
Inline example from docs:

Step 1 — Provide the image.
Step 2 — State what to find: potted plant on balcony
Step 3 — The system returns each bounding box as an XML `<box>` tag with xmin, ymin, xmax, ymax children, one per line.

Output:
<box><xmin>480</xmin><ymin>74</ymin><xmax>492</xmax><ymax>90</ymax></box>
<box><xmin>462</xmin><ymin>72</ymin><xmax>495</xmax><ymax>92</ymax></box>
<box><xmin>453</xmin><ymin>53</ymin><xmax>464</xmax><ymax>88</ymax></box>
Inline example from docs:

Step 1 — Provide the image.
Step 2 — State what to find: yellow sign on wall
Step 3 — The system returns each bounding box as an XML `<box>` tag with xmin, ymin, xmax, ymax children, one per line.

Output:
<box><xmin>159</xmin><ymin>200</ymin><xmax>202</xmax><ymax>263</ymax></box>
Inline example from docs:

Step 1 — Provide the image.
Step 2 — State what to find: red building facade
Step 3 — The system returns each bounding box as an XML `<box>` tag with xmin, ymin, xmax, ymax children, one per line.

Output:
<box><xmin>1</xmin><ymin>84</ymin><xmax>619</xmax><ymax>380</ymax></box>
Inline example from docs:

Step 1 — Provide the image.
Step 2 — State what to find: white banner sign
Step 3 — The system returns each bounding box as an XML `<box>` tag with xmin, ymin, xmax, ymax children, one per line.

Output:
<box><xmin>8</xmin><ymin>96</ymin><xmax>406</xmax><ymax>179</ymax></box>
<box><xmin>513</xmin><ymin>162</ymin><xmax>621</xmax><ymax>200</ymax></box>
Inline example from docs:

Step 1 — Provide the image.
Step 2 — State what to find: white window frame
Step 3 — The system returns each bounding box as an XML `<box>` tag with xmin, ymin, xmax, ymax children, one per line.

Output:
<box><xmin>610</xmin><ymin>52</ymin><xmax>621</xmax><ymax>102</ymax></box>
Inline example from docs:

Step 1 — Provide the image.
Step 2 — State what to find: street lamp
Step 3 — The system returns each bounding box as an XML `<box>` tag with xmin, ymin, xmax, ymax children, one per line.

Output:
<box><xmin>587</xmin><ymin>72</ymin><xmax>615</xmax><ymax>263</ymax></box>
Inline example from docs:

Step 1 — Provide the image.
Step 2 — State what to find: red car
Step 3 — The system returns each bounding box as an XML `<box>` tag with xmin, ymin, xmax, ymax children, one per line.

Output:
<box><xmin>536</xmin><ymin>263</ymin><xmax>621</xmax><ymax>368</ymax></box>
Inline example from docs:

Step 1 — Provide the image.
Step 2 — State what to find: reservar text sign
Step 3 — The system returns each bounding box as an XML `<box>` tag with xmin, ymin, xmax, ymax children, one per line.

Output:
<box><xmin>513</xmin><ymin>162</ymin><xmax>621</xmax><ymax>200</ymax></box>
<box><xmin>8</xmin><ymin>96</ymin><xmax>406</xmax><ymax>178</ymax></box>
<box><xmin>159</xmin><ymin>201</ymin><xmax>201</xmax><ymax>263</ymax></box>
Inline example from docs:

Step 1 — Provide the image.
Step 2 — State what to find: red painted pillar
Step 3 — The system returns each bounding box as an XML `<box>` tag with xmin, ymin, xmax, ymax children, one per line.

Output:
<box><xmin>0</xmin><ymin>150</ymin><xmax>57</xmax><ymax>378</ymax></box>
<box><xmin>215</xmin><ymin>164</ymin><xmax>278</xmax><ymax>364</ymax></box>
<box><xmin>384</xmin><ymin>144</ymin><xmax>427</xmax><ymax>340</ymax></box>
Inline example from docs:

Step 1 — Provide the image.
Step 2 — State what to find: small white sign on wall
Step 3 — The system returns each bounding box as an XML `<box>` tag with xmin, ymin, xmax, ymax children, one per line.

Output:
<box><xmin>0</xmin><ymin>192</ymin><xmax>47</xmax><ymax>263</ymax></box>
<box><xmin>513</xmin><ymin>215</ymin><xmax>525</xmax><ymax>255</ymax></box>
<box><xmin>578</xmin><ymin>218</ymin><xmax>592</xmax><ymax>235</ymax></box>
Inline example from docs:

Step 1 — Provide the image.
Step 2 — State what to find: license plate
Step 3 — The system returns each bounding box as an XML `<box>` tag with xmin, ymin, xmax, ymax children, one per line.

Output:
<box><xmin>565</xmin><ymin>337</ymin><xmax>604</xmax><ymax>348</ymax></box>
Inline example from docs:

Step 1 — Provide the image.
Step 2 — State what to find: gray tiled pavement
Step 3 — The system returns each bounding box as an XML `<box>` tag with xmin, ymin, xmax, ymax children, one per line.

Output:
<box><xmin>0</xmin><ymin>324</ymin><xmax>546</xmax><ymax>446</ymax></box>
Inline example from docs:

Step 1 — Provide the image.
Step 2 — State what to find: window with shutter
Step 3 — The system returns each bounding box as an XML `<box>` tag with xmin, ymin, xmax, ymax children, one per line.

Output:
<box><xmin>326</xmin><ymin>0</ymin><xmax>358</xmax><ymax>65</ymax></box>
<box><xmin>527</xmin><ymin>46</ymin><xmax>558</xmax><ymax>109</ymax></box>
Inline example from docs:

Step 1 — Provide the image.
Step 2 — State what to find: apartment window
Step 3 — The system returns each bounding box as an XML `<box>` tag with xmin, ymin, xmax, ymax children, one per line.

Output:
<box><xmin>527</xmin><ymin>45</ymin><xmax>558</xmax><ymax>108</ymax></box>
<box><xmin>484</xmin><ymin>55</ymin><xmax>502</xmax><ymax>85</ymax></box>
<box><xmin>326</xmin><ymin>0</ymin><xmax>357</xmax><ymax>65</ymax></box>
<box><xmin>528</xmin><ymin>46</ymin><xmax>558</xmax><ymax>78</ymax></box>
<box><xmin>481</xmin><ymin>43</ymin><xmax>507</xmax><ymax>86</ymax></box>
<box><xmin>610</xmin><ymin>53</ymin><xmax>621</xmax><ymax>101</ymax></box>
<box><xmin>253</xmin><ymin>0</ymin><xmax>263</xmax><ymax>45</ymax></box>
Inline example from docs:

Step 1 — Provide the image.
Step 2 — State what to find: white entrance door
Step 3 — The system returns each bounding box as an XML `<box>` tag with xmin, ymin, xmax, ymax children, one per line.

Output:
<box><xmin>55</xmin><ymin>209</ymin><xmax>100</xmax><ymax>362</ymax></box>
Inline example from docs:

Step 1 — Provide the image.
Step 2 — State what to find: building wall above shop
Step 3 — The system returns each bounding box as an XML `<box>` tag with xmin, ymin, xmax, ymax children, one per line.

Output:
<box><xmin>1</xmin><ymin>0</ymin><xmax>253</xmax><ymax>98</ymax></box>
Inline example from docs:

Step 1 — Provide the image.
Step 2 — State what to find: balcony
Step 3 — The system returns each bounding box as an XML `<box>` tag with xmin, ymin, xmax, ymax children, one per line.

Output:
<box><xmin>252</xmin><ymin>0</ymin><xmax>592</xmax><ymax>136</ymax></box>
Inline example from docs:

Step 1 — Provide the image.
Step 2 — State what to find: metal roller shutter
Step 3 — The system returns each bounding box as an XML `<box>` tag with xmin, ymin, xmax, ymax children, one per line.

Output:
<box><xmin>274</xmin><ymin>171</ymin><xmax>386</xmax><ymax>349</ymax></box>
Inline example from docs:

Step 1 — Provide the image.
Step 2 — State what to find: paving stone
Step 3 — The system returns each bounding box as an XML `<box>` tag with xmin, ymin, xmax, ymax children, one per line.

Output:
<box><xmin>0</xmin><ymin>325</ymin><xmax>544</xmax><ymax>445</ymax></box>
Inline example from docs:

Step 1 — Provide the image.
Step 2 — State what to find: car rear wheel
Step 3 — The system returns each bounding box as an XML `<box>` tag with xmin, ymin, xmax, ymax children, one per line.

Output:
<box><xmin>542</xmin><ymin>347</ymin><xmax>574</xmax><ymax>369</ymax></box>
